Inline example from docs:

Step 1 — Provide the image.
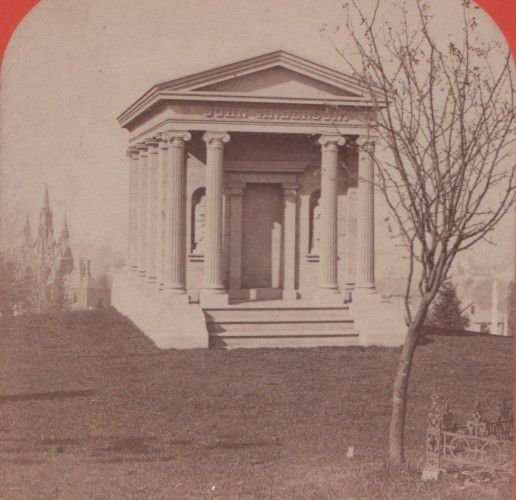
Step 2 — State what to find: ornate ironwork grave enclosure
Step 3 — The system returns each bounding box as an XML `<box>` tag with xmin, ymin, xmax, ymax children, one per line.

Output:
<box><xmin>422</xmin><ymin>394</ymin><xmax>513</xmax><ymax>480</ymax></box>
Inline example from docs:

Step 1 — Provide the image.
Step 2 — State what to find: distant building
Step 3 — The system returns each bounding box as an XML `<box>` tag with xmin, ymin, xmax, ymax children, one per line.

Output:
<box><xmin>465</xmin><ymin>281</ymin><xmax>510</xmax><ymax>336</ymax></box>
<box><xmin>17</xmin><ymin>187</ymin><xmax>110</xmax><ymax>312</ymax></box>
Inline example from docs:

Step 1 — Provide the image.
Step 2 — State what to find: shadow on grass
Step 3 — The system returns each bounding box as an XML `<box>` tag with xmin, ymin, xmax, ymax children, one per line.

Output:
<box><xmin>0</xmin><ymin>435</ymin><xmax>196</xmax><ymax>468</ymax></box>
<box><xmin>206</xmin><ymin>439</ymin><xmax>282</xmax><ymax>450</ymax></box>
<box><xmin>416</xmin><ymin>336</ymin><xmax>435</xmax><ymax>346</ymax></box>
<box><xmin>97</xmin><ymin>436</ymin><xmax>191</xmax><ymax>454</ymax></box>
<box><xmin>422</xmin><ymin>325</ymin><xmax>500</xmax><ymax>337</ymax></box>
<box><xmin>0</xmin><ymin>389</ymin><xmax>97</xmax><ymax>403</ymax></box>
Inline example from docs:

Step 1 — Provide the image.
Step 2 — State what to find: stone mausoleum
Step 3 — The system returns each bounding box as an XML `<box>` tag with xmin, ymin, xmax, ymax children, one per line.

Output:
<box><xmin>112</xmin><ymin>51</ymin><xmax>405</xmax><ymax>348</ymax></box>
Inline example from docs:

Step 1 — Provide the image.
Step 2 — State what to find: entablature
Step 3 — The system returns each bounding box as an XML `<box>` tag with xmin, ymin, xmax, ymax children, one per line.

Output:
<box><xmin>127</xmin><ymin>101</ymin><xmax>373</xmax><ymax>145</ymax></box>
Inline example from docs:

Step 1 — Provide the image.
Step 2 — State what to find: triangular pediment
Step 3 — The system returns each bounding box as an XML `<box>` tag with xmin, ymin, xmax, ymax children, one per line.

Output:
<box><xmin>155</xmin><ymin>51</ymin><xmax>371</xmax><ymax>99</ymax></box>
<box><xmin>118</xmin><ymin>51</ymin><xmax>383</xmax><ymax>127</ymax></box>
<box><xmin>190</xmin><ymin>66</ymin><xmax>359</xmax><ymax>98</ymax></box>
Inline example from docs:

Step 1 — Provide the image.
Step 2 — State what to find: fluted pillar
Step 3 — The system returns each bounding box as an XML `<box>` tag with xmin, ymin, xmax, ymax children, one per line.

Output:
<box><xmin>356</xmin><ymin>136</ymin><xmax>376</xmax><ymax>291</ymax></box>
<box><xmin>314</xmin><ymin>135</ymin><xmax>345</xmax><ymax>303</ymax></box>
<box><xmin>228</xmin><ymin>184</ymin><xmax>244</xmax><ymax>291</ymax></box>
<box><xmin>145</xmin><ymin>139</ymin><xmax>159</xmax><ymax>285</ymax></box>
<box><xmin>162</xmin><ymin>131</ymin><xmax>191</xmax><ymax>297</ymax></box>
<box><xmin>127</xmin><ymin>147</ymin><xmax>139</xmax><ymax>277</ymax></box>
<box><xmin>155</xmin><ymin>136</ymin><xmax>169</xmax><ymax>289</ymax></box>
<box><xmin>136</xmin><ymin>143</ymin><xmax>149</xmax><ymax>280</ymax></box>
<box><xmin>282</xmin><ymin>184</ymin><xmax>299</xmax><ymax>300</ymax></box>
<box><xmin>200</xmin><ymin>132</ymin><xmax>230</xmax><ymax>305</ymax></box>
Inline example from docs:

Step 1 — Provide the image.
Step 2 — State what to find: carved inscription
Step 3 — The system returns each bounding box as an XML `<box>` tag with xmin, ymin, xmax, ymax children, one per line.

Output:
<box><xmin>203</xmin><ymin>106</ymin><xmax>347</xmax><ymax>122</ymax></box>
<box><xmin>255</xmin><ymin>108</ymin><xmax>346</xmax><ymax>122</ymax></box>
<box><xmin>204</xmin><ymin>107</ymin><xmax>248</xmax><ymax>119</ymax></box>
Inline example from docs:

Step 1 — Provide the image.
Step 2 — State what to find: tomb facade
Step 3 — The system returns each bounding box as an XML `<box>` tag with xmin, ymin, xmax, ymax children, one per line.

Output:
<box><xmin>112</xmin><ymin>51</ymin><xmax>405</xmax><ymax>348</ymax></box>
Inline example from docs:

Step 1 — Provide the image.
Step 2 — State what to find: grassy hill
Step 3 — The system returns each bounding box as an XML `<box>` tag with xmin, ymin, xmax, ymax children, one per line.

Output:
<box><xmin>0</xmin><ymin>309</ymin><xmax>512</xmax><ymax>499</ymax></box>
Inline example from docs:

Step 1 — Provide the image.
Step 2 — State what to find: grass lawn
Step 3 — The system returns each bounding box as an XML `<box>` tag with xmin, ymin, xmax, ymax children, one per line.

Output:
<box><xmin>0</xmin><ymin>309</ymin><xmax>513</xmax><ymax>499</ymax></box>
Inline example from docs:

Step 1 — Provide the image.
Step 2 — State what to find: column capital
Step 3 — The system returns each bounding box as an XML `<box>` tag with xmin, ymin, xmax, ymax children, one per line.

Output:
<box><xmin>355</xmin><ymin>135</ymin><xmax>378</xmax><ymax>150</ymax></box>
<box><xmin>203</xmin><ymin>132</ymin><xmax>230</xmax><ymax>147</ymax></box>
<box><xmin>127</xmin><ymin>147</ymin><xmax>139</xmax><ymax>158</ymax></box>
<box><xmin>318</xmin><ymin>134</ymin><xmax>346</xmax><ymax>149</ymax></box>
<box><xmin>282</xmin><ymin>183</ymin><xmax>300</xmax><ymax>198</ymax></box>
<box><xmin>160</xmin><ymin>130</ymin><xmax>192</xmax><ymax>145</ymax></box>
<box><xmin>145</xmin><ymin>138</ymin><xmax>160</xmax><ymax>151</ymax></box>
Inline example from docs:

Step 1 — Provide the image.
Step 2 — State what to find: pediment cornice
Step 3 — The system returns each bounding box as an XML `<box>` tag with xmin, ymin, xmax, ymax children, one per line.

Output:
<box><xmin>118</xmin><ymin>51</ymin><xmax>384</xmax><ymax>129</ymax></box>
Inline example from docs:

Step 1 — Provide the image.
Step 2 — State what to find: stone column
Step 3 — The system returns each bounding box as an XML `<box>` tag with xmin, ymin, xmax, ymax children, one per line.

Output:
<box><xmin>145</xmin><ymin>139</ymin><xmax>159</xmax><ymax>285</ymax></box>
<box><xmin>127</xmin><ymin>147</ymin><xmax>139</xmax><ymax>277</ymax></box>
<box><xmin>155</xmin><ymin>136</ymin><xmax>169</xmax><ymax>289</ymax></box>
<box><xmin>200</xmin><ymin>132</ymin><xmax>230</xmax><ymax>305</ymax></box>
<box><xmin>356</xmin><ymin>136</ymin><xmax>376</xmax><ymax>291</ymax></box>
<box><xmin>282</xmin><ymin>184</ymin><xmax>299</xmax><ymax>300</ymax></box>
<box><xmin>314</xmin><ymin>135</ymin><xmax>345</xmax><ymax>303</ymax></box>
<box><xmin>228</xmin><ymin>184</ymin><xmax>244</xmax><ymax>291</ymax></box>
<box><xmin>162</xmin><ymin>131</ymin><xmax>191</xmax><ymax>299</ymax></box>
<box><xmin>136</xmin><ymin>143</ymin><xmax>149</xmax><ymax>280</ymax></box>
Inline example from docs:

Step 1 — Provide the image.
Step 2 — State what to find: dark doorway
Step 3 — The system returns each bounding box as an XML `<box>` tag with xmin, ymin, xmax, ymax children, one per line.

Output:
<box><xmin>241</xmin><ymin>183</ymin><xmax>283</xmax><ymax>289</ymax></box>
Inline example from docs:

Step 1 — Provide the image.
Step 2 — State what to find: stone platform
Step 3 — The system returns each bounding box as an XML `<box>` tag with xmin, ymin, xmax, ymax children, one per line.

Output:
<box><xmin>113</xmin><ymin>274</ymin><xmax>406</xmax><ymax>349</ymax></box>
<box><xmin>112</xmin><ymin>274</ymin><xmax>209</xmax><ymax>349</ymax></box>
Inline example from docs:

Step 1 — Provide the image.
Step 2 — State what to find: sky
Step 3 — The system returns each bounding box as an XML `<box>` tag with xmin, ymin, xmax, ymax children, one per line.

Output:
<box><xmin>0</xmin><ymin>0</ymin><xmax>513</xmax><ymax>276</ymax></box>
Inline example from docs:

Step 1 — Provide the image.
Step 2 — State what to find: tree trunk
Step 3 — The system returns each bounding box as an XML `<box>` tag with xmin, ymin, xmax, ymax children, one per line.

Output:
<box><xmin>388</xmin><ymin>298</ymin><xmax>431</xmax><ymax>465</ymax></box>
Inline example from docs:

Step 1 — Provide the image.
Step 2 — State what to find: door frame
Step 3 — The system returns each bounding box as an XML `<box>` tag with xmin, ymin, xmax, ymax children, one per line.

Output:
<box><xmin>227</xmin><ymin>171</ymin><xmax>299</xmax><ymax>298</ymax></box>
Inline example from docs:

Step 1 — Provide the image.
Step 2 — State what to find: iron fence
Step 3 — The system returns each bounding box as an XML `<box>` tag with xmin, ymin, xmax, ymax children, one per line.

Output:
<box><xmin>422</xmin><ymin>393</ymin><xmax>513</xmax><ymax>480</ymax></box>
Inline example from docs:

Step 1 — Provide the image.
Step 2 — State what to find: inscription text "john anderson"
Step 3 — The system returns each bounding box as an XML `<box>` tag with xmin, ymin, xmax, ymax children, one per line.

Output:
<box><xmin>203</xmin><ymin>107</ymin><xmax>347</xmax><ymax>122</ymax></box>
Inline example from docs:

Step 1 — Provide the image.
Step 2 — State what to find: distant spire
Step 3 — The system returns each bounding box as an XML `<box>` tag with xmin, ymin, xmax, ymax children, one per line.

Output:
<box><xmin>43</xmin><ymin>184</ymin><xmax>50</xmax><ymax>210</ymax></box>
<box><xmin>59</xmin><ymin>213</ymin><xmax>70</xmax><ymax>251</ymax></box>
<box><xmin>39</xmin><ymin>185</ymin><xmax>54</xmax><ymax>237</ymax></box>
<box><xmin>23</xmin><ymin>213</ymin><xmax>32</xmax><ymax>243</ymax></box>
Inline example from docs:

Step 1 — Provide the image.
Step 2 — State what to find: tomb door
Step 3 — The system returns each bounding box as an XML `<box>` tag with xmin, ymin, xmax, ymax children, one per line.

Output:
<box><xmin>241</xmin><ymin>183</ymin><xmax>283</xmax><ymax>289</ymax></box>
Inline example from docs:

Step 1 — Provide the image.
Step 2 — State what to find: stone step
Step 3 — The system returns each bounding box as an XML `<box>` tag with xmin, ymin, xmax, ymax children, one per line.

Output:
<box><xmin>208</xmin><ymin>324</ymin><xmax>357</xmax><ymax>336</ymax></box>
<box><xmin>203</xmin><ymin>302</ymin><xmax>357</xmax><ymax>348</ymax></box>
<box><xmin>204</xmin><ymin>306</ymin><xmax>350</xmax><ymax>323</ymax></box>
<box><xmin>207</xmin><ymin>319</ymin><xmax>354</xmax><ymax>333</ymax></box>
<box><xmin>209</xmin><ymin>331</ymin><xmax>359</xmax><ymax>349</ymax></box>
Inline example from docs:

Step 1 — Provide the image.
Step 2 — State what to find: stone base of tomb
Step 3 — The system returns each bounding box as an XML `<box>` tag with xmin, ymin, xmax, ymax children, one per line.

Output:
<box><xmin>113</xmin><ymin>272</ymin><xmax>407</xmax><ymax>350</ymax></box>
<box><xmin>352</xmin><ymin>289</ymin><xmax>407</xmax><ymax>347</ymax></box>
<box><xmin>112</xmin><ymin>273</ymin><xmax>209</xmax><ymax>349</ymax></box>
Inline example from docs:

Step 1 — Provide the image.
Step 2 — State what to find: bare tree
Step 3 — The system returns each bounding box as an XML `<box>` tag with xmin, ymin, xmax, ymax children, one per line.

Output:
<box><xmin>332</xmin><ymin>0</ymin><xmax>515</xmax><ymax>465</ymax></box>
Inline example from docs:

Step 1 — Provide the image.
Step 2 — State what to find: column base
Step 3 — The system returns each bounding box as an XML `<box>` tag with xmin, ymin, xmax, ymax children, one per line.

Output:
<box><xmin>353</xmin><ymin>286</ymin><xmax>377</xmax><ymax>300</ymax></box>
<box><xmin>282</xmin><ymin>289</ymin><xmax>298</xmax><ymax>300</ymax></box>
<box><xmin>199</xmin><ymin>288</ymin><xmax>229</xmax><ymax>307</ymax></box>
<box><xmin>313</xmin><ymin>288</ymin><xmax>344</xmax><ymax>305</ymax></box>
<box><xmin>160</xmin><ymin>288</ymin><xmax>190</xmax><ymax>306</ymax></box>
